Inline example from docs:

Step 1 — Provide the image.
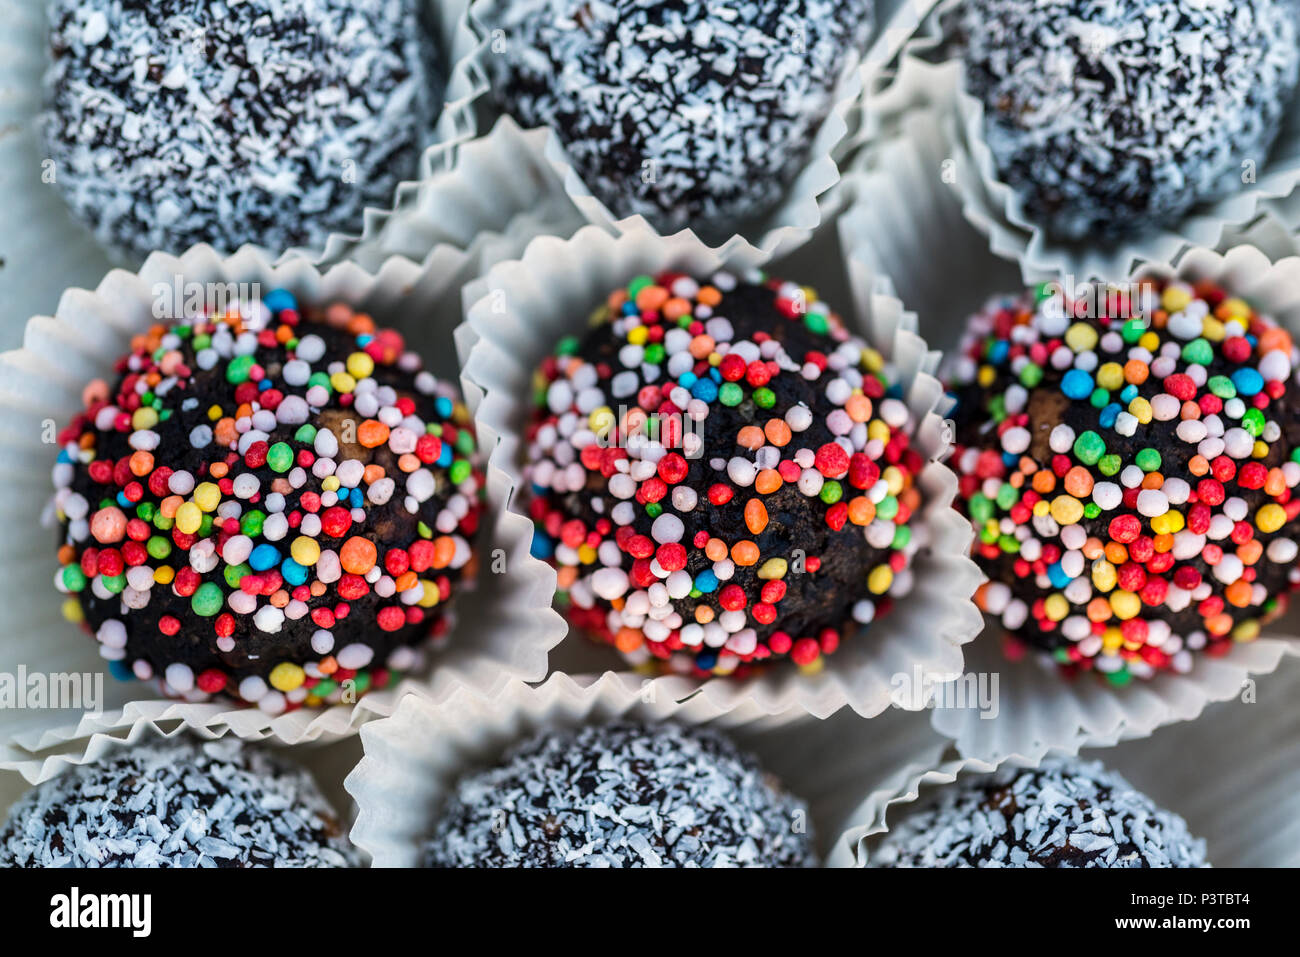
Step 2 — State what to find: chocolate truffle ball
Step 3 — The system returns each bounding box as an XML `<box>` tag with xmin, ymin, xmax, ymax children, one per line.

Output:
<box><xmin>51</xmin><ymin>288</ymin><xmax>483</xmax><ymax>714</ymax></box>
<box><xmin>481</xmin><ymin>0</ymin><xmax>874</xmax><ymax>237</ymax></box>
<box><xmin>425</xmin><ymin>722</ymin><xmax>815</xmax><ymax>867</ymax></box>
<box><xmin>951</xmin><ymin>0</ymin><xmax>1300</xmax><ymax>241</ymax></box>
<box><xmin>947</xmin><ymin>278</ymin><xmax>1300</xmax><ymax>682</ymax></box>
<box><xmin>871</xmin><ymin>757</ymin><xmax>1208</xmax><ymax>868</ymax></box>
<box><xmin>0</xmin><ymin>738</ymin><xmax>358</xmax><ymax>867</ymax></box>
<box><xmin>42</xmin><ymin>0</ymin><xmax>441</xmax><ymax>259</ymax></box>
<box><xmin>526</xmin><ymin>270</ymin><xmax>926</xmax><ymax>677</ymax></box>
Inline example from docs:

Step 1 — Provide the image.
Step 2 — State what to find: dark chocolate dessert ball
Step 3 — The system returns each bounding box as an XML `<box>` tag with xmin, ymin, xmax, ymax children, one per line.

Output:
<box><xmin>947</xmin><ymin>277</ymin><xmax>1300</xmax><ymax>683</ymax></box>
<box><xmin>42</xmin><ymin>0</ymin><xmax>441</xmax><ymax>258</ymax></box>
<box><xmin>481</xmin><ymin>0</ymin><xmax>874</xmax><ymax>236</ymax></box>
<box><xmin>871</xmin><ymin>757</ymin><xmax>1208</xmax><ymax>868</ymax></box>
<box><xmin>0</xmin><ymin>738</ymin><xmax>358</xmax><ymax>867</ymax></box>
<box><xmin>525</xmin><ymin>270</ymin><xmax>926</xmax><ymax>677</ymax></box>
<box><xmin>425</xmin><ymin>722</ymin><xmax>815</xmax><ymax>867</ymax></box>
<box><xmin>951</xmin><ymin>0</ymin><xmax>1300</xmax><ymax>241</ymax></box>
<box><xmin>51</xmin><ymin>289</ymin><xmax>484</xmax><ymax>714</ymax></box>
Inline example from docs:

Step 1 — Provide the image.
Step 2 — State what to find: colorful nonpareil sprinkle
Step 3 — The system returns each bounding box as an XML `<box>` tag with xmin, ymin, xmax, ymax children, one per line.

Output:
<box><xmin>525</xmin><ymin>270</ymin><xmax>926</xmax><ymax>677</ymax></box>
<box><xmin>52</xmin><ymin>290</ymin><xmax>484</xmax><ymax>714</ymax></box>
<box><xmin>947</xmin><ymin>278</ymin><xmax>1300</xmax><ymax>683</ymax></box>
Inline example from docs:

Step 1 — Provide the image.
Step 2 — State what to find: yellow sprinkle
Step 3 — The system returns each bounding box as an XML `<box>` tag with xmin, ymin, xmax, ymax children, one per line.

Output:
<box><xmin>132</xmin><ymin>407</ymin><xmax>159</xmax><ymax>431</ymax></box>
<box><xmin>1138</xmin><ymin>331</ymin><xmax>1160</xmax><ymax>352</ymax></box>
<box><xmin>1161</xmin><ymin>285</ymin><xmax>1192</xmax><ymax>313</ymax></box>
<box><xmin>290</xmin><ymin>536</ymin><xmax>321</xmax><ymax>566</ymax></box>
<box><xmin>1044</xmin><ymin>593</ymin><xmax>1069</xmax><ymax>621</ymax></box>
<box><xmin>346</xmin><ymin>351</ymin><xmax>375</xmax><ymax>380</ymax></box>
<box><xmin>1219</xmin><ymin>298</ymin><xmax>1251</xmax><ymax>321</ymax></box>
<box><xmin>1201</xmin><ymin>317</ymin><xmax>1225</xmax><ymax>342</ymax></box>
<box><xmin>61</xmin><ymin>597</ymin><xmax>84</xmax><ymax>624</ymax></box>
<box><xmin>1257</xmin><ymin>503</ymin><xmax>1287</xmax><ymax>534</ymax></box>
<box><xmin>1253</xmin><ymin>440</ymin><xmax>1269</xmax><ymax>459</ymax></box>
<box><xmin>1102</xmin><ymin>627</ymin><xmax>1123</xmax><ymax>652</ymax></box>
<box><xmin>708</xmin><ymin>352</ymin><xmax>722</xmax><ymax>366</ymax></box>
<box><xmin>154</xmin><ymin>566</ymin><xmax>175</xmax><ymax>585</ymax></box>
<box><xmin>269</xmin><ymin>662</ymin><xmax>305</xmax><ymax>693</ymax></box>
<box><xmin>883</xmin><ymin>465</ymin><xmax>905</xmax><ymax>496</ymax></box>
<box><xmin>757</xmin><ymin>558</ymin><xmax>788</xmax><ymax>580</ymax></box>
<box><xmin>866</xmin><ymin>419</ymin><xmax>891</xmax><ymax>443</ymax></box>
<box><xmin>193</xmin><ymin>481</ymin><xmax>221</xmax><ymax>512</ymax></box>
<box><xmin>1092</xmin><ymin>559</ymin><xmax>1117</xmax><ymax>593</ymax></box>
<box><xmin>1109</xmin><ymin>590</ymin><xmax>1141</xmax><ymax>620</ymax></box>
<box><xmin>1033</xmin><ymin>500</ymin><xmax>1051</xmax><ymax>518</ymax></box>
<box><xmin>626</xmin><ymin>325</ymin><xmax>648</xmax><ymax>345</ymax></box>
<box><xmin>1050</xmin><ymin>495</ymin><xmax>1084</xmax><ymax>525</ymax></box>
<box><xmin>867</xmin><ymin>565</ymin><xmax>893</xmax><ymax>595</ymax></box>
<box><xmin>330</xmin><ymin>371</ymin><xmax>357</xmax><ymax>394</ymax></box>
<box><xmin>1232</xmin><ymin>619</ymin><xmax>1261</xmax><ymax>642</ymax></box>
<box><xmin>1097</xmin><ymin>362</ymin><xmax>1124</xmax><ymax>391</ymax></box>
<box><xmin>175</xmin><ymin>501</ymin><xmax>202</xmax><ymax>535</ymax></box>
<box><xmin>977</xmin><ymin>365</ymin><xmax>996</xmax><ymax>387</ymax></box>
<box><xmin>418</xmin><ymin>579</ymin><xmax>440</xmax><ymax>608</ymax></box>
<box><xmin>1128</xmin><ymin>397</ymin><xmax>1152</xmax><ymax>424</ymax></box>
<box><xmin>796</xmin><ymin>657</ymin><xmax>825</xmax><ymax>676</ymax></box>
<box><xmin>577</xmin><ymin>544</ymin><xmax>597</xmax><ymax>565</ymax></box>
<box><xmin>1064</xmin><ymin>322</ymin><xmax>1098</xmax><ymax>353</ymax></box>
<box><xmin>589</xmin><ymin>407</ymin><xmax>615</xmax><ymax>437</ymax></box>
<box><xmin>861</xmin><ymin>347</ymin><xmax>884</xmax><ymax>374</ymax></box>
<box><xmin>322</xmin><ymin>476</ymin><xmax>340</xmax><ymax>492</ymax></box>
<box><xmin>207</xmin><ymin>404</ymin><xmax>224</xmax><ymax>421</ymax></box>
<box><xmin>1150</xmin><ymin>511</ymin><xmax>1184</xmax><ymax>536</ymax></box>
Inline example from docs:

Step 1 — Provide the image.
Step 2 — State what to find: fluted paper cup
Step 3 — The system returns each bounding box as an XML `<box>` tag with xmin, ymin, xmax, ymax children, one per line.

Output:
<box><xmin>839</xmin><ymin>112</ymin><xmax>1300</xmax><ymax>764</ymax></box>
<box><xmin>457</xmin><ymin>224</ymin><xmax>982</xmax><ymax>722</ymax></box>
<box><xmin>346</xmin><ymin>672</ymin><xmax>952</xmax><ymax>866</ymax></box>
<box><xmin>0</xmin><ymin>243</ymin><xmax>565</xmax><ymax>779</ymax></box>
<box><xmin>880</xmin><ymin>0</ymin><xmax>1300</xmax><ymax>282</ymax></box>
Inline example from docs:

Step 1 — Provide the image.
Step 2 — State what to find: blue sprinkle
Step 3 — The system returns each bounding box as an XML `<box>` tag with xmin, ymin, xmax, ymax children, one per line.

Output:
<box><xmin>695</xmin><ymin>652</ymin><xmax>718</xmax><ymax>672</ymax></box>
<box><xmin>678</xmin><ymin>371</ymin><xmax>698</xmax><ymax>388</ymax></box>
<box><xmin>690</xmin><ymin>378</ymin><xmax>718</xmax><ymax>402</ymax></box>
<box><xmin>356</xmin><ymin>333</ymin><xmax>374</xmax><ymax>347</ymax></box>
<box><xmin>1119</xmin><ymin>384</ymin><xmax>1139</xmax><ymax>404</ymax></box>
<box><xmin>1002</xmin><ymin>451</ymin><xmax>1018</xmax><ymax>467</ymax></box>
<box><xmin>281</xmin><ymin>558</ymin><xmax>308</xmax><ymax>587</ymax></box>
<box><xmin>108</xmin><ymin>659</ymin><xmax>136</xmax><ymax>682</ymax></box>
<box><xmin>530</xmin><ymin>530</ymin><xmax>555</xmax><ymax>561</ymax></box>
<box><xmin>116</xmin><ymin>491</ymin><xmax>132</xmax><ymax>508</ymax></box>
<box><xmin>989</xmin><ymin>340</ymin><xmax>1010</xmax><ymax>364</ymax></box>
<box><xmin>435</xmin><ymin>396</ymin><xmax>453</xmax><ymax>419</ymax></box>
<box><xmin>258</xmin><ymin>379</ymin><xmax>272</xmax><ymax>390</ymax></box>
<box><xmin>349</xmin><ymin>488</ymin><xmax>363</xmax><ymax>508</ymax></box>
<box><xmin>436</xmin><ymin>445</ymin><xmax>453</xmax><ymax>468</ymax></box>
<box><xmin>1099</xmin><ymin>403</ymin><xmax>1121</xmax><ymax>429</ymax></box>
<box><xmin>1061</xmin><ymin>369</ymin><xmax>1093</xmax><ymax>399</ymax></box>
<box><xmin>263</xmin><ymin>289</ymin><xmax>297</xmax><ymax>315</ymax></box>
<box><xmin>249</xmin><ymin>544</ymin><xmax>281</xmax><ymax>571</ymax></box>
<box><xmin>621</xmin><ymin>302</ymin><xmax>638</xmax><ymax>315</ymax></box>
<box><xmin>1047</xmin><ymin>563</ymin><xmax>1071</xmax><ymax>588</ymax></box>
<box><xmin>1232</xmin><ymin>368</ymin><xmax>1264</xmax><ymax>397</ymax></box>
<box><xmin>694</xmin><ymin>570</ymin><xmax>719</xmax><ymax>593</ymax></box>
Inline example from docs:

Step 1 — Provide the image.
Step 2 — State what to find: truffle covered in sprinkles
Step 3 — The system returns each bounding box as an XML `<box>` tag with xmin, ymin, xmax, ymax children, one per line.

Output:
<box><xmin>481</xmin><ymin>0</ymin><xmax>875</xmax><ymax>237</ymax></box>
<box><xmin>871</xmin><ymin>758</ymin><xmax>1208</xmax><ymax>868</ymax></box>
<box><xmin>950</xmin><ymin>0</ymin><xmax>1300</xmax><ymax>241</ymax></box>
<box><xmin>424</xmin><ymin>722</ymin><xmax>815</xmax><ymax>868</ymax></box>
<box><xmin>41</xmin><ymin>0</ymin><xmax>442</xmax><ymax>259</ymax></box>
<box><xmin>0</xmin><ymin>738</ymin><xmax>360</xmax><ymax>868</ymax></box>
<box><xmin>525</xmin><ymin>270</ymin><xmax>927</xmax><ymax>678</ymax></box>
<box><xmin>51</xmin><ymin>289</ymin><xmax>484</xmax><ymax>715</ymax></box>
<box><xmin>946</xmin><ymin>277</ymin><xmax>1300</xmax><ymax>683</ymax></box>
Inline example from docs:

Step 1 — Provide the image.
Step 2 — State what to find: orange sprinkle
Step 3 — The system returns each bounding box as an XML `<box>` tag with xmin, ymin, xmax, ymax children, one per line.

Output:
<box><xmin>1237</xmin><ymin>540</ymin><xmax>1264</xmax><ymax>566</ymax></box>
<box><xmin>1104</xmin><ymin>542</ymin><xmax>1129</xmax><ymax>565</ymax></box>
<box><xmin>705</xmin><ymin>537</ymin><xmax>728</xmax><ymax>561</ymax></box>
<box><xmin>339</xmin><ymin>536</ymin><xmax>378</xmax><ymax>575</ymax></box>
<box><xmin>208</xmin><ymin>461</ymin><xmax>228</xmax><ymax>479</ymax></box>
<box><xmin>1152</xmin><ymin>533</ymin><xmax>1173</xmax><ymax>553</ymax></box>
<box><xmin>1032</xmin><ymin>470</ymin><xmax>1057</xmax><ymax>494</ymax></box>
<box><xmin>764</xmin><ymin>419</ymin><xmax>792</xmax><ymax>447</ymax></box>
<box><xmin>129</xmin><ymin>451</ymin><xmax>154</xmax><ymax>477</ymax></box>
<box><xmin>269</xmin><ymin>589</ymin><xmax>289</xmax><ymax>608</ymax></box>
<box><xmin>731</xmin><ymin>540</ymin><xmax>760</xmax><ymax>566</ymax></box>
<box><xmin>214</xmin><ymin>418</ymin><xmax>238</xmax><ymax>447</ymax></box>
<box><xmin>318</xmin><ymin>656</ymin><xmax>338</xmax><ymax>676</ymax></box>
<box><xmin>845</xmin><ymin>393</ymin><xmax>872</xmax><ymax>422</ymax></box>
<box><xmin>431</xmin><ymin>536</ymin><xmax>456</xmax><ymax>569</ymax></box>
<box><xmin>362</xmin><ymin>463</ymin><xmax>386</xmax><ymax>485</ymax></box>
<box><xmin>1123</xmin><ymin>359</ymin><xmax>1149</xmax><ymax>385</ymax></box>
<box><xmin>398</xmin><ymin>453</ymin><xmax>420</xmax><ymax>473</ymax></box>
<box><xmin>1187</xmin><ymin>455</ymin><xmax>1210</xmax><ymax>477</ymax></box>
<box><xmin>614</xmin><ymin>627</ymin><xmax>644</xmax><ymax>653</ymax></box>
<box><xmin>697</xmin><ymin>286</ymin><xmax>722</xmax><ymax>307</ymax></box>
<box><xmin>394</xmin><ymin>571</ymin><xmax>418</xmax><ymax>592</ymax></box>
<box><xmin>1205</xmin><ymin>613</ymin><xmax>1233</xmax><ymax>636</ymax></box>
<box><xmin>688</xmin><ymin>335</ymin><xmax>715</xmax><ymax>359</ymax></box>
<box><xmin>1265</xmin><ymin>468</ymin><xmax>1287</xmax><ymax>497</ymax></box>
<box><xmin>1086</xmin><ymin>598</ymin><xmax>1113</xmax><ymax>622</ymax></box>
<box><xmin>744</xmin><ymin>498</ymin><xmax>769</xmax><ymax>535</ymax></box>
<box><xmin>1083</xmin><ymin>537</ymin><xmax>1105</xmax><ymax>559</ymax></box>
<box><xmin>1224</xmin><ymin>580</ymin><xmax>1253</xmax><ymax>608</ymax></box>
<box><xmin>1140</xmin><ymin>472</ymin><xmax>1163</xmax><ymax>490</ymax></box>
<box><xmin>737</xmin><ymin>425</ymin><xmax>765</xmax><ymax>450</ymax></box>
<box><xmin>556</xmin><ymin>565</ymin><xmax>579</xmax><ymax>590</ymax></box>
<box><xmin>754</xmin><ymin>469</ymin><xmax>783</xmax><ymax>495</ymax></box>
<box><xmin>635</xmin><ymin>285</ymin><xmax>669</xmax><ymax>312</ymax></box>
<box><xmin>357</xmin><ymin>420</ymin><xmax>390</xmax><ymax>448</ymax></box>
<box><xmin>1063</xmin><ymin>466</ymin><xmax>1093</xmax><ymax>497</ymax></box>
<box><xmin>695</xmin><ymin>605</ymin><xmax>715</xmax><ymax>624</ymax></box>
<box><xmin>848</xmin><ymin>496</ymin><xmax>875</xmax><ymax>526</ymax></box>
<box><xmin>662</xmin><ymin>297</ymin><xmax>692</xmax><ymax>320</ymax></box>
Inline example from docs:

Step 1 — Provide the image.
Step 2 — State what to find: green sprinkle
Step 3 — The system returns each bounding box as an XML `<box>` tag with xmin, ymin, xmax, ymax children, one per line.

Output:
<box><xmin>753</xmin><ymin>387</ymin><xmax>775</xmax><ymax>409</ymax></box>
<box><xmin>1073</xmin><ymin>430</ymin><xmax>1106</xmax><ymax>466</ymax></box>
<box><xmin>627</xmin><ymin>275</ymin><xmax>654</xmax><ymax>297</ymax></box>
<box><xmin>223</xmin><ymin>562</ymin><xmax>251</xmax><ymax>589</ymax></box>
<box><xmin>1089</xmin><ymin>387</ymin><xmax>1110</xmax><ymax>409</ymax></box>
<box><xmin>1098</xmin><ymin>453</ymin><xmax>1122</xmax><ymax>476</ymax></box>
<box><xmin>645</xmin><ymin>502</ymin><xmax>663</xmax><ymax>519</ymax></box>
<box><xmin>643</xmin><ymin>343</ymin><xmax>665</xmax><ymax>365</ymax></box>
<box><xmin>819</xmin><ymin>481</ymin><xmax>843</xmax><ymax>505</ymax></box>
<box><xmin>1121</xmin><ymin>318</ymin><xmax>1146</xmax><ymax>343</ymax></box>
<box><xmin>877</xmin><ymin>495</ymin><xmax>899</xmax><ymax>520</ymax></box>
<box><xmin>891</xmin><ymin>525</ymin><xmax>911</xmax><ymax>549</ymax></box>
<box><xmin>294</xmin><ymin>424</ymin><xmax>318</xmax><ymax>444</ymax></box>
<box><xmin>146</xmin><ymin>536</ymin><xmax>172</xmax><ymax>560</ymax></box>
<box><xmin>718</xmin><ymin>382</ymin><xmax>744</xmax><ymax>407</ymax></box>
<box><xmin>417</xmin><ymin>521</ymin><xmax>433</xmax><ymax>538</ymax></box>
<box><xmin>267</xmin><ymin>442</ymin><xmax>293</xmax><ymax>472</ymax></box>
<box><xmin>969</xmin><ymin>493</ymin><xmax>994</xmax><ymax>523</ymax></box>
<box><xmin>1019</xmin><ymin>363</ymin><xmax>1043</xmax><ymax>388</ymax></box>
<box><xmin>1135</xmin><ymin>448</ymin><xmax>1162</xmax><ymax>472</ymax></box>
<box><xmin>191</xmin><ymin>582</ymin><xmax>223</xmax><ymax>617</ymax></box>
<box><xmin>225</xmin><ymin>354</ymin><xmax>255</xmax><ymax>384</ymax></box>
<box><xmin>1242</xmin><ymin>409</ymin><xmax>1265</xmax><ymax>437</ymax></box>
<box><xmin>1106</xmin><ymin>668</ymin><xmax>1133</xmax><ymax>687</ymax></box>
<box><xmin>101</xmin><ymin>573</ymin><xmax>126</xmax><ymax>595</ymax></box>
<box><xmin>1207</xmin><ymin>375</ymin><xmax>1236</xmax><ymax>399</ymax></box>
<box><xmin>1083</xmin><ymin>503</ymin><xmax>1101</xmax><ymax>519</ymax></box>
<box><xmin>554</xmin><ymin>335</ymin><xmax>579</xmax><ymax>357</ymax></box>
<box><xmin>450</xmin><ymin>459</ymin><xmax>472</xmax><ymax>485</ymax></box>
<box><xmin>61</xmin><ymin>565</ymin><xmax>87</xmax><ymax>592</ymax></box>
<box><xmin>240</xmin><ymin>510</ymin><xmax>266</xmax><ymax>537</ymax></box>
<box><xmin>995</xmin><ymin>483</ymin><xmax>1018</xmax><ymax>510</ymax></box>
<box><xmin>1182</xmin><ymin>338</ymin><xmax>1213</xmax><ymax>366</ymax></box>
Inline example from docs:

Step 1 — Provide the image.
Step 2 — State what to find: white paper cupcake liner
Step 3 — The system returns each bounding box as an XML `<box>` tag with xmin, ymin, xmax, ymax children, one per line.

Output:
<box><xmin>833</xmin><ymin>655</ymin><xmax>1300</xmax><ymax>867</ymax></box>
<box><xmin>882</xmin><ymin>0</ymin><xmax>1300</xmax><ymax>282</ymax></box>
<box><xmin>839</xmin><ymin>114</ymin><xmax>1300</xmax><ymax>764</ymax></box>
<box><xmin>0</xmin><ymin>0</ymin><xmax>484</xmax><ymax>336</ymax></box>
<box><xmin>0</xmin><ymin>242</ymin><xmax>568</xmax><ymax>780</ymax></box>
<box><xmin>445</xmin><ymin>0</ymin><xmax>944</xmax><ymax>262</ymax></box>
<box><xmin>346</xmin><ymin>671</ymin><xmax>953</xmax><ymax>867</ymax></box>
<box><xmin>458</xmin><ymin>224</ymin><xmax>983</xmax><ymax>722</ymax></box>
